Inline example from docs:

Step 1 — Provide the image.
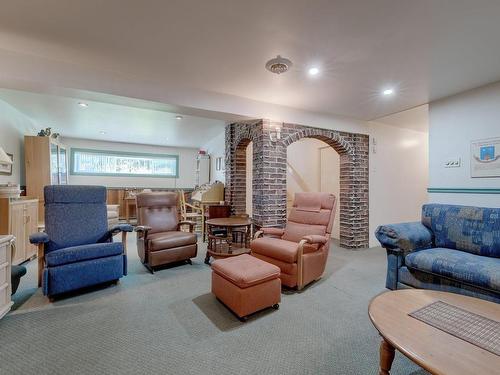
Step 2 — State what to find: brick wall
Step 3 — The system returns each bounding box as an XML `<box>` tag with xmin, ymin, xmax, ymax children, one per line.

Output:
<box><xmin>225</xmin><ymin>119</ymin><xmax>369</xmax><ymax>248</ymax></box>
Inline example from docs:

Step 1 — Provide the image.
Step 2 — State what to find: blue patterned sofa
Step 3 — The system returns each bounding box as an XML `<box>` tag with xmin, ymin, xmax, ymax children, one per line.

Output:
<box><xmin>375</xmin><ymin>204</ymin><xmax>500</xmax><ymax>303</ymax></box>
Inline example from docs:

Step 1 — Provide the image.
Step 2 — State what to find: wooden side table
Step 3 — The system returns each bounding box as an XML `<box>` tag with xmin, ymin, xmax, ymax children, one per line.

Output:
<box><xmin>205</xmin><ymin>217</ymin><xmax>252</xmax><ymax>264</ymax></box>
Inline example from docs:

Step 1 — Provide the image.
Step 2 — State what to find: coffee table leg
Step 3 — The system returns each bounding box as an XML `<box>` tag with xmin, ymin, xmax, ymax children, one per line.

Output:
<box><xmin>379</xmin><ymin>338</ymin><xmax>395</xmax><ymax>375</ymax></box>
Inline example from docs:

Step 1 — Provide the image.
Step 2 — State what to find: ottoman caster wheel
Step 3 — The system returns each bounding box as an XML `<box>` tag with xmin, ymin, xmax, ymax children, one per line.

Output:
<box><xmin>239</xmin><ymin>316</ymin><xmax>248</xmax><ymax>322</ymax></box>
<box><xmin>272</xmin><ymin>304</ymin><xmax>280</xmax><ymax>310</ymax></box>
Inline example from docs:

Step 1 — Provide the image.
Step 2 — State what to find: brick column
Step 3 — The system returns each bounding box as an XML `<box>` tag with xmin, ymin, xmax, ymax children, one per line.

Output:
<box><xmin>225</xmin><ymin>120</ymin><xmax>369</xmax><ymax>248</ymax></box>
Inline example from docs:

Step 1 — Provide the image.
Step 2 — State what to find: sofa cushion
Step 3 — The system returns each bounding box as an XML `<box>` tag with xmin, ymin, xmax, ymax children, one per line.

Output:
<box><xmin>45</xmin><ymin>242</ymin><xmax>123</xmax><ymax>267</ymax></box>
<box><xmin>211</xmin><ymin>254</ymin><xmax>280</xmax><ymax>289</ymax></box>
<box><xmin>147</xmin><ymin>231</ymin><xmax>197</xmax><ymax>251</ymax></box>
<box><xmin>405</xmin><ymin>247</ymin><xmax>500</xmax><ymax>292</ymax></box>
<box><xmin>422</xmin><ymin>204</ymin><xmax>500</xmax><ymax>258</ymax></box>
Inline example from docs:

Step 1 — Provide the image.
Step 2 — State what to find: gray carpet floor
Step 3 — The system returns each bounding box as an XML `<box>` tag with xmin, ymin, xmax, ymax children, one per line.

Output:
<box><xmin>0</xmin><ymin>233</ymin><xmax>427</xmax><ymax>375</ymax></box>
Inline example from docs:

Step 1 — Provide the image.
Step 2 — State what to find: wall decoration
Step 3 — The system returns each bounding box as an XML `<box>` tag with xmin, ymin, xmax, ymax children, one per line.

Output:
<box><xmin>0</xmin><ymin>153</ymin><xmax>13</xmax><ymax>175</ymax></box>
<box><xmin>471</xmin><ymin>137</ymin><xmax>500</xmax><ymax>177</ymax></box>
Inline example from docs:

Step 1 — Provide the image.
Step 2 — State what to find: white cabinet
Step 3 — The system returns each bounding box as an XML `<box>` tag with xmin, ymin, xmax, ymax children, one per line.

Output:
<box><xmin>0</xmin><ymin>235</ymin><xmax>14</xmax><ymax>320</ymax></box>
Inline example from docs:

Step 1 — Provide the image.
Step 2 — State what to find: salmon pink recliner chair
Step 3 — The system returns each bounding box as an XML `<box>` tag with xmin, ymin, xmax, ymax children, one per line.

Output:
<box><xmin>251</xmin><ymin>192</ymin><xmax>336</xmax><ymax>290</ymax></box>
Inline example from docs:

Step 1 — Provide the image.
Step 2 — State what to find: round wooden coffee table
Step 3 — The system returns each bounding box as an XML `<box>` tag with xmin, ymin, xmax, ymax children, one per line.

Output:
<box><xmin>368</xmin><ymin>289</ymin><xmax>500</xmax><ymax>375</ymax></box>
<box><xmin>205</xmin><ymin>217</ymin><xmax>252</xmax><ymax>264</ymax></box>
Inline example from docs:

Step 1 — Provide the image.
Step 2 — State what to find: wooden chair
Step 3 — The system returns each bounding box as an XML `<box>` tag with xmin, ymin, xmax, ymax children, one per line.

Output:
<box><xmin>179</xmin><ymin>190</ymin><xmax>204</xmax><ymax>235</ymax></box>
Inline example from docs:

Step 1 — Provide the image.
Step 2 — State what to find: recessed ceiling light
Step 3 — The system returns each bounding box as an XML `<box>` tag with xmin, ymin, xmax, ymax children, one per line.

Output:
<box><xmin>78</xmin><ymin>102</ymin><xmax>88</xmax><ymax>108</ymax></box>
<box><xmin>175</xmin><ymin>115</ymin><xmax>183</xmax><ymax>120</ymax></box>
<box><xmin>308</xmin><ymin>67</ymin><xmax>320</xmax><ymax>76</ymax></box>
<box><xmin>99</xmin><ymin>131</ymin><xmax>106</xmax><ymax>135</ymax></box>
<box><xmin>382</xmin><ymin>88</ymin><xmax>394</xmax><ymax>96</ymax></box>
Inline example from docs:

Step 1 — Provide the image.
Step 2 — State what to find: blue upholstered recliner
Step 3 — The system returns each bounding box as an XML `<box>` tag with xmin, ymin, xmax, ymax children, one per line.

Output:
<box><xmin>29</xmin><ymin>185</ymin><xmax>132</xmax><ymax>299</ymax></box>
<box><xmin>376</xmin><ymin>204</ymin><xmax>500</xmax><ymax>303</ymax></box>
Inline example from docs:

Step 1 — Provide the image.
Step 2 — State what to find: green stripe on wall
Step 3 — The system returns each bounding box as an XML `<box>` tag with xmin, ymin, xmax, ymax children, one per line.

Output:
<box><xmin>428</xmin><ymin>188</ymin><xmax>500</xmax><ymax>194</ymax></box>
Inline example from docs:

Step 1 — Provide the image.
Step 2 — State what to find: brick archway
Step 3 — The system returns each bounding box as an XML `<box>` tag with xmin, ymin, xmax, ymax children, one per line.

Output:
<box><xmin>226</xmin><ymin>119</ymin><xmax>368</xmax><ymax>248</ymax></box>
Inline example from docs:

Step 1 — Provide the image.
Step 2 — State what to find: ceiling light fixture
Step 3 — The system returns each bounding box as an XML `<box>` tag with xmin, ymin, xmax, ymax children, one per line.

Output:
<box><xmin>99</xmin><ymin>131</ymin><xmax>107</xmax><ymax>135</ymax></box>
<box><xmin>308</xmin><ymin>67</ymin><xmax>320</xmax><ymax>76</ymax></box>
<box><xmin>265</xmin><ymin>55</ymin><xmax>293</xmax><ymax>75</ymax></box>
<box><xmin>382</xmin><ymin>88</ymin><xmax>394</xmax><ymax>96</ymax></box>
<box><xmin>175</xmin><ymin>115</ymin><xmax>183</xmax><ymax>120</ymax></box>
<box><xmin>78</xmin><ymin>102</ymin><xmax>88</xmax><ymax>108</ymax></box>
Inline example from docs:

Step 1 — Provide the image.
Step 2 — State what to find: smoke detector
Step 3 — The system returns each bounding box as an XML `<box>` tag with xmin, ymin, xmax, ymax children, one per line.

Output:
<box><xmin>265</xmin><ymin>55</ymin><xmax>293</xmax><ymax>74</ymax></box>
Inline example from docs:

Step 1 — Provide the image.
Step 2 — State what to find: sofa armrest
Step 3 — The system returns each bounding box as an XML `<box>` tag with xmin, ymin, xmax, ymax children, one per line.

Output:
<box><xmin>29</xmin><ymin>232</ymin><xmax>49</xmax><ymax>244</ymax></box>
<box><xmin>375</xmin><ymin>222</ymin><xmax>433</xmax><ymax>255</ymax></box>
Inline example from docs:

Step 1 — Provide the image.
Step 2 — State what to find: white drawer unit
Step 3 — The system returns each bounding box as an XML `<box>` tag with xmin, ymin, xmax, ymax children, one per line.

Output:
<box><xmin>0</xmin><ymin>235</ymin><xmax>14</xmax><ymax>319</ymax></box>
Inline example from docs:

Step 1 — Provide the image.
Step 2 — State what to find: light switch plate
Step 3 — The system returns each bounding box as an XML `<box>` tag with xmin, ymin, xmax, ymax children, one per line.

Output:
<box><xmin>444</xmin><ymin>157</ymin><xmax>461</xmax><ymax>168</ymax></box>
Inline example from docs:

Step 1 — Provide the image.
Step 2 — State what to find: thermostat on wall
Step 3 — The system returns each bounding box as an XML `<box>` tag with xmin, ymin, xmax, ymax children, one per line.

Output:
<box><xmin>444</xmin><ymin>157</ymin><xmax>461</xmax><ymax>168</ymax></box>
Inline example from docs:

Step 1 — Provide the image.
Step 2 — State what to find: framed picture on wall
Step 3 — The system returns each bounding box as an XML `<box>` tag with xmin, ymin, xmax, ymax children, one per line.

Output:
<box><xmin>0</xmin><ymin>153</ymin><xmax>13</xmax><ymax>176</ymax></box>
<box><xmin>471</xmin><ymin>137</ymin><xmax>500</xmax><ymax>178</ymax></box>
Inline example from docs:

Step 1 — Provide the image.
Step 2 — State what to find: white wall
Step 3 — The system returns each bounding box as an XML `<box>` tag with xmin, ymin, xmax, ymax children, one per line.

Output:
<box><xmin>429</xmin><ymin>82</ymin><xmax>500</xmax><ymax>207</ymax></box>
<box><xmin>286</xmin><ymin>138</ymin><xmax>341</xmax><ymax>239</ymax></box>
<box><xmin>201</xmin><ymin>130</ymin><xmax>226</xmax><ymax>184</ymax></box>
<box><xmin>0</xmin><ymin>99</ymin><xmax>36</xmax><ymax>186</ymax></box>
<box><xmin>63</xmin><ymin>137</ymin><xmax>199</xmax><ymax>188</ymax></box>
<box><xmin>368</xmin><ymin>122</ymin><xmax>429</xmax><ymax>247</ymax></box>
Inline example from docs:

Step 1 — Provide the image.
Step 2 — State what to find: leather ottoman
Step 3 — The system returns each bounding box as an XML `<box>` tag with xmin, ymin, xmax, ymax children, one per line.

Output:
<box><xmin>211</xmin><ymin>254</ymin><xmax>281</xmax><ymax>321</ymax></box>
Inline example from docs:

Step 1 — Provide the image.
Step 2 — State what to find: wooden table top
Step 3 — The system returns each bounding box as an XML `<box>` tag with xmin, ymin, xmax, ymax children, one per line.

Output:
<box><xmin>206</xmin><ymin>217</ymin><xmax>252</xmax><ymax>226</ymax></box>
<box><xmin>368</xmin><ymin>289</ymin><xmax>500</xmax><ymax>375</ymax></box>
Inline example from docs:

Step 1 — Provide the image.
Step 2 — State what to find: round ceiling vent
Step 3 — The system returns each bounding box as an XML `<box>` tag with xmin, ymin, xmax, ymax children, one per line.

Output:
<box><xmin>265</xmin><ymin>55</ymin><xmax>293</xmax><ymax>74</ymax></box>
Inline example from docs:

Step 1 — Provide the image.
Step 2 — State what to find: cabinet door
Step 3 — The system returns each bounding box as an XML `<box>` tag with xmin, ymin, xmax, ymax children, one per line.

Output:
<box><xmin>50</xmin><ymin>142</ymin><xmax>59</xmax><ymax>184</ymax></box>
<box><xmin>10</xmin><ymin>205</ymin><xmax>26</xmax><ymax>265</ymax></box>
<box><xmin>58</xmin><ymin>146</ymin><xmax>68</xmax><ymax>185</ymax></box>
<box><xmin>24</xmin><ymin>203</ymin><xmax>38</xmax><ymax>259</ymax></box>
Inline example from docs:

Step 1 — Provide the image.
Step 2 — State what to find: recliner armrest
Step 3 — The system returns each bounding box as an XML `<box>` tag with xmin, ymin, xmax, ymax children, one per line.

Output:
<box><xmin>29</xmin><ymin>232</ymin><xmax>49</xmax><ymax>244</ymax></box>
<box><xmin>135</xmin><ymin>225</ymin><xmax>152</xmax><ymax>236</ymax></box>
<box><xmin>254</xmin><ymin>227</ymin><xmax>284</xmax><ymax>239</ymax></box>
<box><xmin>375</xmin><ymin>222</ymin><xmax>433</xmax><ymax>255</ymax></box>
<box><xmin>110</xmin><ymin>224</ymin><xmax>134</xmax><ymax>234</ymax></box>
<box><xmin>302</xmin><ymin>235</ymin><xmax>328</xmax><ymax>244</ymax></box>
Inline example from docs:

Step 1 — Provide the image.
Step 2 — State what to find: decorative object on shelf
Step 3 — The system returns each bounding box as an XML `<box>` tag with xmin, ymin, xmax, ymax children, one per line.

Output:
<box><xmin>0</xmin><ymin>183</ymin><xmax>21</xmax><ymax>198</ymax></box>
<box><xmin>0</xmin><ymin>148</ymin><xmax>13</xmax><ymax>175</ymax></box>
<box><xmin>37</xmin><ymin>127</ymin><xmax>52</xmax><ymax>137</ymax></box>
<box><xmin>471</xmin><ymin>137</ymin><xmax>500</xmax><ymax>177</ymax></box>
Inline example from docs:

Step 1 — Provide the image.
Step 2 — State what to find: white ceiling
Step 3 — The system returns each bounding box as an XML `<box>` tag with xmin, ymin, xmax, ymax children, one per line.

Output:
<box><xmin>0</xmin><ymin>89</ymin><xmax>226</xmax><ymax>148</ymax></box>
<box><xmin>374</xmin><ymin>105</ymin><xmax>429</xmax><ymax>133</ymax></box>
<box><xmin>0</xmin><ymin>1</ymin><xmax>500</xmax><ymax>122</ymax></box>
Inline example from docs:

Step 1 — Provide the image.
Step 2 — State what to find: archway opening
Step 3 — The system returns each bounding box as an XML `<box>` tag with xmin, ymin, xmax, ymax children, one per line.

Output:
<box><xmin>286</xmin><ymin>138</ymin><xmax>341</xmax><ymax>239</ymax></box>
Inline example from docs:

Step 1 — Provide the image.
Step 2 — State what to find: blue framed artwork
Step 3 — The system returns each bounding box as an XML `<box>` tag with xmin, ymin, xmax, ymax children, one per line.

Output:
<box><xmin>471</xmin><ymin>137</ymin><xmax>500</xmax><ymax>177</ymax></box>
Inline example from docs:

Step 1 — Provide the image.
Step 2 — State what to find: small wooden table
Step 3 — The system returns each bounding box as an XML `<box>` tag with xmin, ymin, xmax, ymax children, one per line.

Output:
<box><xmin>368</xmin><ymin>289</ymin><xmax>500</xmax><ymax>375</ymax></box>
<box><xmin>205</xmin><ymin>217</ymin><xmax>252</xmax><ymax>264</ymax></box>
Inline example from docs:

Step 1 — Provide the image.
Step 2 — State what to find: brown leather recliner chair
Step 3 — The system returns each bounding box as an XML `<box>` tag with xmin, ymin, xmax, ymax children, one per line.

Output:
<box><xmin>135</xmin><ymin>192</ymin><xmax>197</xmax><ymax>273</ymax></box>
<box><xmin>251</xmin><ymin>192</ymin><xmax>336</xmax><ymax>290</ymax></box>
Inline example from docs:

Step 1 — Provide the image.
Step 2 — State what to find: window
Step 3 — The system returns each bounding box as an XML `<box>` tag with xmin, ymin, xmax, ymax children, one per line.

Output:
<box><xmin>70</xmin><ymin>148</ymin><xmax>179</xmax><ymax>178</ymax></box>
